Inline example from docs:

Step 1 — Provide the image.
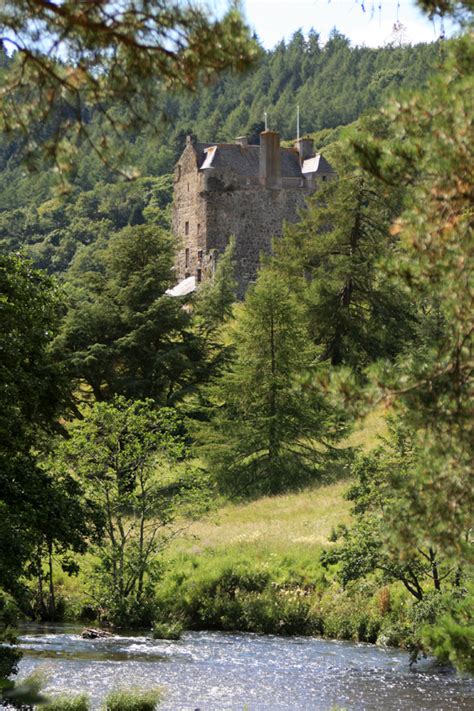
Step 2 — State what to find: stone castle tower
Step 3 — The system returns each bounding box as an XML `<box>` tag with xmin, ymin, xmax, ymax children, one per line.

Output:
<box><xmin>171</xmin><ymin>131</ymin><xmax>333</xmax><ymax>298</ymax></box>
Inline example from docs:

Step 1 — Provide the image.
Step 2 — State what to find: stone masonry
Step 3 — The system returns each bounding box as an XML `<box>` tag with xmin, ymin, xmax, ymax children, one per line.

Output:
<box><xmin>171</xmin><ymin>131</ymin><xmax>333</xmax><ymax>298</ymax></box>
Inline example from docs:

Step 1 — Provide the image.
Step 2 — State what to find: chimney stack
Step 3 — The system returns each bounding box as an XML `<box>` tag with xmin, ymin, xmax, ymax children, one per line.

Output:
<box><xmin>259</xmin><ymin>130</ymin><xmax>281</xmax><ymax>187</ymax></box>
<box><xmin>235</xmin><ymin>136</ymin><xmax>248</xmax><ymax>147</ymax></box>
<box><xmin>296</xmin><ymin>137</ymin><xmax>314</xmax><ymax>163</ymax></box>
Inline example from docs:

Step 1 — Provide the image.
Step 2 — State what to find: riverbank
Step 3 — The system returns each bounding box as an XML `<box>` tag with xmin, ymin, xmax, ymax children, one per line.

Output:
<box><xmin>19</xmin><ymin>409</ymin><xmax>444</xmax><ymax>654</ymax></box>
<box><xmin>44</xmin><ymin>477</ymin><xmax>423</xmax><ymax>652</ymax></box>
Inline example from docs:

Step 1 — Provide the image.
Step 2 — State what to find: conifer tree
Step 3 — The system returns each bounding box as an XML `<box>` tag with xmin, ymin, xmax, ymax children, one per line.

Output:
<box><xmin>193</xmin><ymin>237</ymin><xmax>237</xmax><ymax>335</ymax></box>
<box><xmin>352</xmin><ymin>34</ymin><xmax>473</xmax><ymax>562</ymax></box>
<box><xmin>55</xmin><ymin>223</ymin><xmax>202</xmax><ymax>402</ymax></box>
<box><xmin>198</xmin><ymin>270</ymin><xmax>348</xmax><ymax>495</ymax></box>
<box><xmin>273</xmin><ymin>137</ymin><xmax>416</xmax><ymax>374</ymax></box>
<box><xmin>348</xmin><ymin>33</ymin><xmax>473</xmax><ymax>670</ymax></box>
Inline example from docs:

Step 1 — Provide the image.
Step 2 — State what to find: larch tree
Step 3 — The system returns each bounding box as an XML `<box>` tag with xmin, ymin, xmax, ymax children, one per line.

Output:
<box><xmin>273</xmin><ymin>130</ymin><xmax>417</xmax><ymax>374</ymax></box>
<box><xmin>198</xmin><ymin>269</ymin><xmax>349</xmax><ymax>496</ymax></box>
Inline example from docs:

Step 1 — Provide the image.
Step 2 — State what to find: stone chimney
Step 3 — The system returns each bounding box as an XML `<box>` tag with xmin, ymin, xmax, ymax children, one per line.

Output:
<box><xmin>259</xmin><ymin>130</ymin><xmax>281</xmax><ymax>187</ymax></box>
<box><xmin>295</xmin><ymin>137</ymin><xmax>314</xmax><ymax>162</ymax></box>
<box><xmin>235</xmin><ymin>136</ymin><xmax>248</xmax><ymax>147</ymax></box>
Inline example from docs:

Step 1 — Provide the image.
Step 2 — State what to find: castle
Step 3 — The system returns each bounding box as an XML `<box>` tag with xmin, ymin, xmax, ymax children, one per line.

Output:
<box><xmin>171</xmin><ymin>131</ymin><xmax>333</xmax><ymax>298</ymax></box>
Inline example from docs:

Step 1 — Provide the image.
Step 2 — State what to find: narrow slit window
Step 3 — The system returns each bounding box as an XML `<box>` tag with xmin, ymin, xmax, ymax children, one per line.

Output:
<box><xmin>197</xmin><ymin>268</ymin><xmax>202</xmax><ymax>283</ymax></box>
<box><xmin>185</xmin><ymin>248</ymin><xmax>189</xmax><ymax>268</ymax></box>
<box><xmin>197</xmin><ymin>250</ymin><xmax>203</xmax><ymax>261</ymax></box>
<box><xmin>185</xmin><ymin>221</ymin><xmax>189</xmax><ymax>235</ymax></box>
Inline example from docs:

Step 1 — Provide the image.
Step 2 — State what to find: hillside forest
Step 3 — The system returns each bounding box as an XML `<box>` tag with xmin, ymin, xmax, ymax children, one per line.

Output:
<box><xmin>0</xmin><ymin>0</ymin><xmax>473</xmax><ymax>706</ymax></box>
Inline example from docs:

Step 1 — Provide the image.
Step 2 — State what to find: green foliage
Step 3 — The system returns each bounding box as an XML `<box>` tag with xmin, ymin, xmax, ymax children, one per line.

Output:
<box><xmin>151</xmin><ymin>619</ymin><xmax>184</xmax><ymax>640</ymax></box>
<box><xmin>0</xmin><ymin>253</ymin><xmax>71</xmax><ymax>593</ymax></box>
<box><xmin>198</xmin><ymin>270</ymin><xmax>350</xmax><ymax>495</ymax></box>
<box><xmin>420</xmin><ymin>591</ymin><xmax>474</xmax><ymax>673</ymax></box>
<box><xmin>322</xmin><ymin>419</ymin><xmax>461</xmax><ymax>602</ymax></box>
<box><xmin>29</xmin><ymin>458</ymin><xmax>103</xmax><ymax>621</ymax></box>
<box><xmin>46</xmin><ymin>693</ymin><xmax>90</xmax><ymax>711</ymax></box>
<box><xmin>60</xmin><ymin>397</ymin><xmax>207</xmax><ymax>626</ymax></box>
<box><xmin>2</xmin><ymin>669</ymin><xmax>48</xmax><ymax>708</ymax></box>
<box><xmin>157</xmin><ymin>563</ymin><xmax>321</xmax><ymax>636</ymax></box>
<box><xmin>353</xmin><ymin>34</ymin><xmax>473</xmax><ymax>564</ymax></box>
<box><xmin>193</xmin><ymin>236</ymin><xmax>237</xmax><ymax>333</ymax></box>
<box><xmin>102</xmin><ymin>688</ymin><xmax>162</xmax><ymax>711</ymax></box>
<box><xmin>0</xmin><ymin>2</ymin><xmax>258</xmax><ymax>173</ymax></box>
<box><xmin>344</xmin><ymin>34</ymin><xmax>474</xmax><ymax>668</ymax></box>
<box><xmin>274</xmin><ymin>128</ymin><xmax>417</xmax><ymax>372</ymax></box>
<box><xmin>0</xmin><ymin>175</ymin><xmax>173</xmax><ymax>273</ymax></box>
<box><xmin>55</xmin><ymin>219</ymin><xmax>203</xmax><ymax>403</ymax></box>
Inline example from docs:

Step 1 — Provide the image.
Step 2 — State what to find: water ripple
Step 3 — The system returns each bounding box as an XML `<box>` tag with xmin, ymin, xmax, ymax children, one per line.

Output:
<box><xmin>15</xmin><ymin>627</ymin><xmax>474</xmax><ymax>710</ymax></box>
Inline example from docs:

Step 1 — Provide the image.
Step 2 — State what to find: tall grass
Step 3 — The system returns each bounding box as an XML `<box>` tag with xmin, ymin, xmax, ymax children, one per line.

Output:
<box><xmin>46</xmin><ymin>693</ymin><xmax>90</xmax><ymax>710</ymax></box>
<box><xmin>102</xmin><ymin>688</ymin><xmax>162</xmax><ymax>710</ymax></box>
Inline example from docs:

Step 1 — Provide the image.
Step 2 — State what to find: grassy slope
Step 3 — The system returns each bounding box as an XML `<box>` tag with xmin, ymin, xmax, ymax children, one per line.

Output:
<box><xmin>55</xmin><ymin>408</ymin><xmax>387</xmax><ymax>617</ymax></box>
<box><xmin>162</xmin><ymin>407</ymin><xmax>387</xmax><ymax>572</ymax></box>
<box><xmin>170</xmin><ymin>480</ymin><xmax>351</xmax><ymax>559</ymax></box>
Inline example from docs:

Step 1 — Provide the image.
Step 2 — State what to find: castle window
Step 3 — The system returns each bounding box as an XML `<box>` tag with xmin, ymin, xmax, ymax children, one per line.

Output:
<box><xmin>197</xmin><ymin>250</ymin><xmax>203</xmax><ymax>261</ymax></box>
<box><xmin>197</xmin><ymin>268</ymin><xmax>202</xmax><ymax>283</ymax></box>
<box><xmin>197</xmin><ymin>223</ymin><xmax>201</xmax><ymax>235</ymax></box>
<box><xmin>185</xmin><ymin>248</ymin><xmax>189</xmax><ymax>268</ymax></box>
<box><xmin>322</xmin><ymin>175</ymin><xmax>327</xmax><ymax>182</ymax></box>
<box><xmin>185</xmin><ymin>221</ymin><xmax>189</xmax><ymax>235</ymax></box>
<box><xmin>187</xmin><ymin>183</ymin><xmax>190</xmax><ymax>192</ymax></box>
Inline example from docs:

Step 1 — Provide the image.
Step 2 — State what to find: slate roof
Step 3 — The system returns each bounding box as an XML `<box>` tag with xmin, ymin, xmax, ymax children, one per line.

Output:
<box><xmin>194</xmin><ymin>142</ymin><xmax>320</xmax><ymax>178</ymax></box>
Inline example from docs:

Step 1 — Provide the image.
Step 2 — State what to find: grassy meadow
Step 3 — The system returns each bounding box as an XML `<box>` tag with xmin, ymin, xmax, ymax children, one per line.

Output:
<box><xmin>47</xmin><ymin>406</ymin><xmax>413</xmax><ymax>646</ymax></box>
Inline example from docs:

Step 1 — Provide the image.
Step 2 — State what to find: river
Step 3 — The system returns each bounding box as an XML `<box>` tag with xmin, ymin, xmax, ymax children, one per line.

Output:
<box><xmin>15</xmin><ymin>624</ymin><xmax>474</xmax><ymax>710</ymax></box>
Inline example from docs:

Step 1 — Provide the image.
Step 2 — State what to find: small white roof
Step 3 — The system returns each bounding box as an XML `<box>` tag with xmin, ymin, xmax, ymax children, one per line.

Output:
<box><xmin>302</xmin><ymin>155</ymin><xmax>321</xmax><ymax>174</ymax></box>
<box><xmin>201</xmin><ymin>145</ymin><xmax>217</xmax><ymax>170</ymax></box>
<box><xmin>165</xmin><ymin>275</ymin><xmax>196</xmax><ymax>297</ymax></box>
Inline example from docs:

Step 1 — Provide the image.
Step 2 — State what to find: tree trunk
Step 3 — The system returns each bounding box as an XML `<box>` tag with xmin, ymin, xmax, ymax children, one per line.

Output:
<box><xmin>36</xmin><ymin>549</ymin><xmax>47</xmax><ymax>620</ymax></box>
<box><xmin>429</xmin><ymin>547</ymin><xmax>441</xmax><ymax>591</ymax></box>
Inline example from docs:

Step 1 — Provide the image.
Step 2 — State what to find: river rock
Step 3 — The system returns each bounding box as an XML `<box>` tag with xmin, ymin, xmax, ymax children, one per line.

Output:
<box><xmin>81</xmin><ymin>627</ymin><xmax>113</xmax><ymax>639</ymax></box>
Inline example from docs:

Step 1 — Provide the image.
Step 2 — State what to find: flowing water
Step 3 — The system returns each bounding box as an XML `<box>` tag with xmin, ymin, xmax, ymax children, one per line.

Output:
<box><xmin>14</xmin><ymin>624</ymin><xmax>474</xmax><ymax>710</ymax></box>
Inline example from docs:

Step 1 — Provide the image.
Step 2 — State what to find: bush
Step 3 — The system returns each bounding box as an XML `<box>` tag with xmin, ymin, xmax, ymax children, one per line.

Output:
<box><xmin>152</xmin><ymin>620</ymin><xmax>183</xmax><ymax>640</ymax></box>
<box><xmin>319</xmin><ymin>585</ymin><xmax>382</xmax><ymax>643</ymax></box>
<box><xmin>103</xmin><ymin>688</ymin><xmax>162</xmax><ymax>710</ymax></box>
<box><xmin>46</xmin><ymin>693</ymin><xmax>90</xmax><ymax>710</ymax></box>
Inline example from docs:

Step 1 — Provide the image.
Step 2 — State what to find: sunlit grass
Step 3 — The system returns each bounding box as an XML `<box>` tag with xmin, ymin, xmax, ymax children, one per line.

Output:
<box><xmin>49</xmin><ymin>406</ymin><xmax>388</xmax><ymax>616</ymax></box>
<box><xmin>169</xmin><ymin>479</ymin><xmax>352</xmax><ymax>558</ymax></box>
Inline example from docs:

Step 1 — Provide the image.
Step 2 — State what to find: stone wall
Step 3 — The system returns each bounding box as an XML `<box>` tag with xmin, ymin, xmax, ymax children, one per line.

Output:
<box><xmin>171</xmin><ymin>142</ymin><xmax>208</xmax><ymax>284</ymax></box>
<box><xmin>202</xmin><ymin>173</ymin><xmax>314</xmax><ymax>298</ymax></box>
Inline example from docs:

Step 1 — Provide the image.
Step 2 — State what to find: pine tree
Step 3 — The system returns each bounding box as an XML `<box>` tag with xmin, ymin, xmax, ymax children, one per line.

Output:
<box><xmin>350</xmin><ymin>33</ymin><xmax>473</xmax><ymax>670</ymax></box>
<box><xmin>274</xmin><ymin>134</ymin><xmax>416</xmax><ymax>373</ymax></box>
<box><xmin>198</xmin><ymin>270</ymin><xmax>348</xmax><ymax>496</ymax></box>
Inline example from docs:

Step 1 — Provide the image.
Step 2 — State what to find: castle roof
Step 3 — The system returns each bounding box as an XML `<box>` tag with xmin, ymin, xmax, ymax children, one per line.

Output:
<box><xmin>193</xmin><ymin>142</ymin><xmax>328</xmax><ymax>178</ymax></box>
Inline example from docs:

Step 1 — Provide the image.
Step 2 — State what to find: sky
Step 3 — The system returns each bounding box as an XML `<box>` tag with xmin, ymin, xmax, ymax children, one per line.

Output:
<box><xmin>237</xmin><ymin>0</ymin><xmax>456</xmax><ymax>48</ymax></box>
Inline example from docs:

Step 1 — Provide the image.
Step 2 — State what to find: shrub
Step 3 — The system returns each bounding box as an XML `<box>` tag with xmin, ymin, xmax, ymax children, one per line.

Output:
<box><xmin>103</xmin><ymin>688</ymin><xmax>162</xmax><ymax>711</ymax></box>
<box><xmin>47</xmin><ymin>693</ymin><xmax>90</xmax><ymax>710</ymax></box>
<box><xmin>152</xmin><ymin>620</ymin><xmax>183</xmax><ymax>640</ymax></box>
